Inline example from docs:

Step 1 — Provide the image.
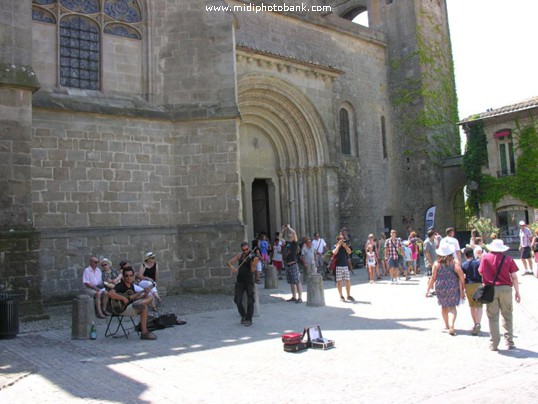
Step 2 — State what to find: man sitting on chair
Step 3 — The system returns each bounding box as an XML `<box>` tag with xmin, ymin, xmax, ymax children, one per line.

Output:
<box><xmin>108</xmin><ymin>266</ymin><xmax>157</xmax><ymax>340</ymax></box>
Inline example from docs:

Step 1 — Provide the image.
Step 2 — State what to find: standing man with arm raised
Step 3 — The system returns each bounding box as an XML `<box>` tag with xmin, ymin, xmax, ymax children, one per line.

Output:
<box><xmin>281</xmin><ymin>225</ymin><xmax>303</xmax><ymax>303</ymax></box>
<box><xmin>334</xmin><ymin>233</ymin><xmax>355</xmax><ymax>302</ymax></box>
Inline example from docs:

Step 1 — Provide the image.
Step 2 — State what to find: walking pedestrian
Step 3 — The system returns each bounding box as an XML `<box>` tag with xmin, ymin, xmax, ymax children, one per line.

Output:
<box><xmin>461</xmin><ymin>247</ymin><xmax>483</xmax><ymax>335</ymax></box>
<box><xmin>385</xmin><ymin>229</ymin><xmax>403</xmax><ymax>284</ymax></box>
<box><xmin>519</xmin><ymin>221</ymin><xmax>534</xmax><ymax>275</ymax></box>
<box><xmin>272</xmin><ymin>232</ymin><xmax>284</xmax><ymax>280</ymax></box>
<box><xmin>478</xmin><ymin>239</ymin><xmax>521</xmax><ymax>351</ymax></box>
<box><xmin>301</xmin><ymin>238</ymin><xmax>317</xmax><ymax>275</ymax></box>
<box><xmin>312</xmin><ymin>232</ymin><xmax>329</xmax><ymax>275</ymax></box>
<box><xmin>426</xmin><ymin>239</ymin><xmax>465</xmax><ymax>336</ymax></box>
<box><xmin>531</xmin><ymin>228</ymin><xmax>538</xmax><ymax>277</ymax></box>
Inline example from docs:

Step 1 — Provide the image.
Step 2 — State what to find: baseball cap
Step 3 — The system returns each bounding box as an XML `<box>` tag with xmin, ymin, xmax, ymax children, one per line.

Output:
<box><xmin>519</xmin><ymin>220</ymin><xmax>526</xmax><ymax>226</ymax></box>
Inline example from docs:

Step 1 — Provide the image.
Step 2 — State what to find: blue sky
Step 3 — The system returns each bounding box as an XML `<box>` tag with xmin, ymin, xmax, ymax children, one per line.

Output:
<box><xmin>446</xmin><ymin>0</ymin><xmax>538</xmax><ymax>120</ymax></box>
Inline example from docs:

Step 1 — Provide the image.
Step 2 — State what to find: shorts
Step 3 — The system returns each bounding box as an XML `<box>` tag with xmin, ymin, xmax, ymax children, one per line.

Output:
<box><xmin>256</xmin><ymin>261</ymin><xmax>263</xmax><ymax>272</ymax></box>
<box><xmin>120</xmin><ymin>300</ymin><xmax>145</xmax><ymax>316</ymax></box>
<box><xmin>521</xmin><ymin>246</ymin><xmax>531</xmax><ymax>259</ymax></box>
<box><xmin>335</xmin><ymin>266</ymin><xmax>350</xmax><ymax>282</ymax></box>
<box><xmin>261</xmin><ymin>252</ymin><xmax>269</xmax><ymax>262</ymax></box>
<box><xmin>465</xmin><ymin>283</ymin><xmax>483</xmax><ymax>308</ymax></box>
<box><xmin>388</xmin><ymin>258</ymin><xmax>399</xmax><ymax>268</ymax></box>
<box><xmin>285</xmin><ymin>263</ymin><xmax>301</xmax><ymax>284</ymax></box>
<box><xmin>411</xmin><ymin>259</ymin><xmax>417</xmax><ymax>267</ymax></box>
<box><xmin>273</xmin><ymin>260</ymin><xmax>283</xmax><ymax>270</ymax></box>
<box><xmin>83</xmin><ymin>287</ymin><xmax>105</xmax><ymax>298</ymax></box>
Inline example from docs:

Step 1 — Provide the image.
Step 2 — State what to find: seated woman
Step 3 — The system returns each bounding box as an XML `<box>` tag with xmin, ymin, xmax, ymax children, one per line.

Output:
<box><xmin>137</xmin><ymin>252</ymin><xmax>161</xmax><ymax>310</ymax></box>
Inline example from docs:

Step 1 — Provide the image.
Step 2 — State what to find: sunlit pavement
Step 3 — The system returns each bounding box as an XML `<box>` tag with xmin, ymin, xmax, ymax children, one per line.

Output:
<box><xmin>1</xmin><ymin>259</ymin><xmax>537</xmax><ymax>403</ymax></box>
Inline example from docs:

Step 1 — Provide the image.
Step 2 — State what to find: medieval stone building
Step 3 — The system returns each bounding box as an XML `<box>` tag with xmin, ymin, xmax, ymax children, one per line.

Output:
<box><xmin>1</xmin><ymin>0</ymin><xmax>464</xmax><ymax>314</ymax></box>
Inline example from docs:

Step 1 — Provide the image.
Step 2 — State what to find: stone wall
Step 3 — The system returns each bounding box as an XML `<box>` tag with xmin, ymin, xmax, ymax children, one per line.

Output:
<box><xmin>39</xmin><ymin>223</ymin><xmax>245</xmax><ymax>302</ymax></box>
<box><xmin>30</xmin><ymin>108</ymin><xmax>244</xmax><ymax>300</ymax></box>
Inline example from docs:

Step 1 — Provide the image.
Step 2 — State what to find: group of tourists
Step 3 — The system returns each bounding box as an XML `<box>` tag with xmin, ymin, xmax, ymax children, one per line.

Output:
<box><xmin>228</xmin><ymin>225</ymin><xmax>357</xmax><ymax>326</ymax></box>
<box><xmin>82</xmin><ymin>252</ymin><xmax>161</xmax><ymax>340</ymax></box>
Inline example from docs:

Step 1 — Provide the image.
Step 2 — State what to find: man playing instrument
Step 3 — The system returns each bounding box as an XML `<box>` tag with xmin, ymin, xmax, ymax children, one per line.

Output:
<box><xmin>108</xmin><ymin>266</ymin><xmax>157</xmax><ymax>340</ymax></box>
<box><xmin>228</xmin><ymin>241</ymin><xmax>259</xmax><ymax>326</ymax></box>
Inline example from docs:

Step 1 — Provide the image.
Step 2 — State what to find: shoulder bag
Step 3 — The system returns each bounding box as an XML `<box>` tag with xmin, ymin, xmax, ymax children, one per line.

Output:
<box><xmin>472</xmin><ymin>255</ymin><xmax>505</xmax><ymax>304</ymax></box>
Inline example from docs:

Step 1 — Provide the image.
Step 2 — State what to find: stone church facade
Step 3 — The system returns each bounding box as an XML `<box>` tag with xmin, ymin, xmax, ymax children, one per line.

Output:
<box><xmin>1</xmin><ymin>0</ymin><xmax>463</xmax><ymax>314</ymax></box>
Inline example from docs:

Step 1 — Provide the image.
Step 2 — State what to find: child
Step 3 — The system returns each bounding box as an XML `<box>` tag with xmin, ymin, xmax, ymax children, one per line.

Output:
<box><xmin>366</xmin><ymin>245</ymin><xmax>376</xmax><ymax>283</ymax></box>
<box><xmin>272</xmin><ymin>233</ymin><xmax>283</xmax><ymax>280</ymax></box>
<box><xmin>402</xmin><ymin>240</ymin><xmax>412</xmax><ymax>281</ymax></box>
<box><xmin>409</xmin><ymin>239</ymin><xmax>418</xmax><ymax>275</ymax></box>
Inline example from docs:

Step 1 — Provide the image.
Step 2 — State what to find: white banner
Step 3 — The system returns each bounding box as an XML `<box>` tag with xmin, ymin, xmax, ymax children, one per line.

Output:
<box><xmin>424</xmin><ymin>205</ymin><xmax>436</xmax><ymax>239</ymax></box>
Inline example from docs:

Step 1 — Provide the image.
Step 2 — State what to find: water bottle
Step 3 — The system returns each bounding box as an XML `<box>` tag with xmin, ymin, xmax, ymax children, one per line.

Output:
<box><xmin>90</xmin><ymin>322</ymin><xmax>97</xmax><ymax>340</ymax></box>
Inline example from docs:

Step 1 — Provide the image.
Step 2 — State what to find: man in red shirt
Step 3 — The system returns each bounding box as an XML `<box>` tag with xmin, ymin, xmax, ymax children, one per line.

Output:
<box><xmin>478</xmin><ymin>239</ymin><xmax>521</xmax><ymax>351</ymax></box>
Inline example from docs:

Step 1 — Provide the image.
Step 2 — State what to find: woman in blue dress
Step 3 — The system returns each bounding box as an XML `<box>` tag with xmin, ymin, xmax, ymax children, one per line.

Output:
<box><xmin>426</xmin><ymin>239</ymin><xmax>466</xmax><ymax>335</ymax></box>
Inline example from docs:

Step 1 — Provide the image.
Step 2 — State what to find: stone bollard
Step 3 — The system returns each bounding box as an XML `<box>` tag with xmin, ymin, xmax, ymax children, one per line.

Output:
<box><xmin>72</xmin><ymin>295</ymin><xmax>93</xmax><ymax>340</ymax></box>
<box><xmin>264</xmin><ymin>264</ymin><xmax>278</xmax><ymax>289</ymax></box>
<box><xmin>306</xmin><ymin>274</ymin><xmax>326</xmax><ymax>307</ymax></box>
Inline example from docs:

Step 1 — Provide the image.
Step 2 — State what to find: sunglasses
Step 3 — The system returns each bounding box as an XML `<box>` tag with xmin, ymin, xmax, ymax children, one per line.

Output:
<box><xmin>124</xmin><ymin>274</ymin><xmax>134</xmax><ymax>277</ymax></box>
<box><xmin>102</xmin><ymin>263</ymin><xmax>109</xmax><ymax>267</ymax></box>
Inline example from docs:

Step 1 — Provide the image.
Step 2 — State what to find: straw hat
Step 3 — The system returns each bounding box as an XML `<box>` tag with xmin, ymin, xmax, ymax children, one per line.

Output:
<box><xmin>486</xmin><ymin>239</ymin><xmax>509</xmax><ymax>252</ymax></box>
<box><xmin>144</xmin><ymin>251</ymin><xmax>156</xmax><ymax>261</ymax></box>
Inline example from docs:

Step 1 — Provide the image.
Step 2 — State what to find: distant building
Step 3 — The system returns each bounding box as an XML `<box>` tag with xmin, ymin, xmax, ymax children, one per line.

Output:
<box><xmin>460</xmin><ymin>96</ymin><xmax>538</xmax><ymax>244</ymax></box>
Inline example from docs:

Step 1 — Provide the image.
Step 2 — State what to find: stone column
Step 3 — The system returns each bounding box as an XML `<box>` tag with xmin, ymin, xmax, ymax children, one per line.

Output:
<box><xmin>277</xmin><ymin>169</ymin><xmax>288</xmax><ymax>226</ymax></box>
<box><xmin>315</xmin><ymin>167</ymin><xmax>325</xmax><ymax>237</ymax></box>
<box><xmin>297</xmin><ymin>168</ymin><xmax>306</xmax><ymax>236</ymax></box>
<box><xmin>0</xmin><ymin>0</ymin><xmax>46</xmax><ymax>319</ymax></box>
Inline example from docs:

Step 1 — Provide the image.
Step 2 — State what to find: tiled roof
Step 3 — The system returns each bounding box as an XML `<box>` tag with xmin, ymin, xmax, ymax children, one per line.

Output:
<box><xmin>459</xmin><ymin>96</ymin><xmax>538</xmax><ymax>124</ymax></box>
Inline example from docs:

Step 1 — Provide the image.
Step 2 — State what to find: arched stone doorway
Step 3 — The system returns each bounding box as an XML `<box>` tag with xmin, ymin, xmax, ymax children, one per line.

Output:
<box><xmin>238</xmin><ymin>74</ymin><xmax>337</xmax><ymax>239</ymax></box>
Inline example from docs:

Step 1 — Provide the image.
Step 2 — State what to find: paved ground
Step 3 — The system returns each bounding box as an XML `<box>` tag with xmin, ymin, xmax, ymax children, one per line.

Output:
<box><xmin>1</xmin><ymin>261</ymin><xmax>538</xmax><ymax>403</ymax></box>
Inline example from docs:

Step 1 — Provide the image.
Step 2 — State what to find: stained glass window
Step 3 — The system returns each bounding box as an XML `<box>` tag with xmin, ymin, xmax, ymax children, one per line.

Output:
<box><xmin>340</xmin><ymin>109</ymin><xmax>351</xmax><ymax>155</ymax></box>
<box><xmin>32</xmin><ymin>7</ymin><xmax>56</xmax><ymax>23</ymax></box>
<box><xmin>104</xmin><ymin>23</ymin><xmax>141</xmax><ymax>39</ymax></box>
<box><xmin>59</xmin><ymin>15</ymin><xmax>100</xmax><ymax>90</ymax></box>
<box><xmin>104</xmin><ymin>0</ymin><xmax>141</xmax><ymax>23</ymax></box>
<box><xmin>31</xmin><ymin>0</ymin><xmax>143</xmax><ymax>90</ymax></box>
<box><xmin>60</xmin><ymin>0</ymin><xmax>100</xmax><ymax>14</ymax></box>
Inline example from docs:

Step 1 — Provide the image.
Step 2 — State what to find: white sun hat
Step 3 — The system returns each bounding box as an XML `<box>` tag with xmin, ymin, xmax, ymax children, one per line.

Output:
<box><xmin>435</xmin><ymin>239</ymin><xmax>456</xmax><ymax>257</ymax></box>
<box><xmin>486</xmin><ymin>239</ymin><xmax>510</xmax><ymax>252</ymax></box>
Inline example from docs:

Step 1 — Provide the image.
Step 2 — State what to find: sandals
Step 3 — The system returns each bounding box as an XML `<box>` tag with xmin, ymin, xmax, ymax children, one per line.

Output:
<box><xmin>286</xmin><ymin>297</ymin><xmax>297</xmax><ymax>302</ymax></box>
<box><xmin>97</xmin><ymin>314</ymin><xmax>106</xmax><ymax>319</ymax></box>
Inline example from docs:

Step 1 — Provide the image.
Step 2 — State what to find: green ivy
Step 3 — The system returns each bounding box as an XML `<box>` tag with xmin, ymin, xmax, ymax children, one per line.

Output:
<box><xmin>462</xmin><ymin>120</ymin><xmax>538</xmax><ymax>209</ymax></box>
<box><xmin>388</xmin><ymin>6</ymin><xmax>460</xmax><ymax>163</ymax></box>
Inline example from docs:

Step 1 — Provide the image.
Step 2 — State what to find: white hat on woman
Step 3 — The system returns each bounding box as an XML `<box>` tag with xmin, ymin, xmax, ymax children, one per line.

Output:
<box><xmin>144</xmin><ymin>251</ymin><xmax>156</xmax><ymax>261</ymax></box>
<box><xmin>435</xmin><ymin>239</ymin><xmax>455</xmax><ymax>257</ymax></box>
<box><xmin>486</xmin><ymin>239</ymin><xmax>509</xmax><ymax>252</ymax></box>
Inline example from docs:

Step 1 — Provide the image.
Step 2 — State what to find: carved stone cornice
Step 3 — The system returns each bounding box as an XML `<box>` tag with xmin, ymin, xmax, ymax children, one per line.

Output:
<box><xmin>236</xmin><ymin>45</ymin><xmax>342</xmax><ymax>82</ymax></box>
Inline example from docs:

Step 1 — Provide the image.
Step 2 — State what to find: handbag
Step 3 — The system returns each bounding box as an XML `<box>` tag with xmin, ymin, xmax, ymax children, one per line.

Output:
<box><xmin>473</xmin><ymin>255</ymin><xmax>505</xmax><ymax>304</ymax></box>
<box><xmin>330</xmin><ymin>255</ymin><xmax>337</xmax><ymax>272</ymax></box>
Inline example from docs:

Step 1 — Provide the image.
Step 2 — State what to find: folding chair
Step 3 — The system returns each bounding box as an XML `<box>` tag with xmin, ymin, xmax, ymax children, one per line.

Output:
<box><xmin>105</xmin><ymin>313</ymin><xmax>139</xmax><ymax>338</ymax></box>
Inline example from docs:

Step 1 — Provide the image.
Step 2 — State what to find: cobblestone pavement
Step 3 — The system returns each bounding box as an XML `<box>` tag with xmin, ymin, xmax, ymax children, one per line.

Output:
<box><xmin>1</xmin><ymin>261</ymin><xmax>538</xmax><ymax>403</ymax></box>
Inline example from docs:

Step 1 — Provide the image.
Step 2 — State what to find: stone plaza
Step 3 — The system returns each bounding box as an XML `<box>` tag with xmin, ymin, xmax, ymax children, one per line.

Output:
<box><xmin>1</xmin><ymin>260</ymin><xmax>537</xmax><ymax>403</ymax></box>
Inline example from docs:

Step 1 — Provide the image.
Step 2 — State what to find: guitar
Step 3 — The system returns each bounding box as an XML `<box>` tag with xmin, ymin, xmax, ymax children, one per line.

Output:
<box><xmin>110</xmin><ymin>283</ymin><xmax>154</xmax><ymax>314</ymax></box>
